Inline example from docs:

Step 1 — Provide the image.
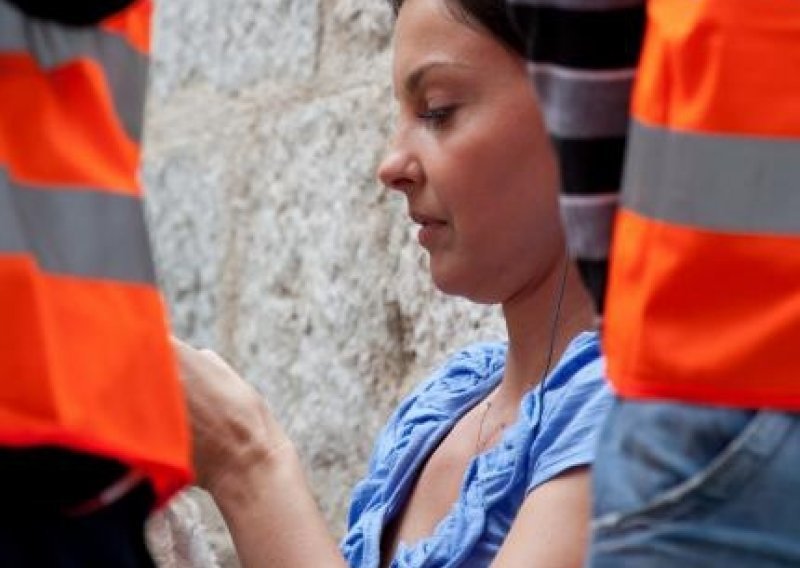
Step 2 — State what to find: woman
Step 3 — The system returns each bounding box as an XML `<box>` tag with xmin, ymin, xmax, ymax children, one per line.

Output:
<box><xmin>174</xmin><ymin>0</ymin><xmax>610</xmax><ymax>566</ymax></box>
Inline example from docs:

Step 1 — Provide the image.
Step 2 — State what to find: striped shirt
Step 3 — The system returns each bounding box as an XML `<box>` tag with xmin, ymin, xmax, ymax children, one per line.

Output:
<box><xmin>505</xmin><ymin>0</ymin><xmax>645</xmax><ymax>311</ymax></box>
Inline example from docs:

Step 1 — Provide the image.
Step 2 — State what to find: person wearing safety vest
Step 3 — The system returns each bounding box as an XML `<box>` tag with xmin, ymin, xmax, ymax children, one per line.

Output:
<box><xmin>0</xmin><ymin>0</ymin><xmax>191</xmax><ymax>564</ymax></box>
<box><xmin>506</xmin><ymin>0</ymin><xmax>646</xmax><ymax>315</ymax></box>
<box><xmin>507</xmin><ymin>0</ymin><xmax>800</xmax><ymax>565</ymax></box>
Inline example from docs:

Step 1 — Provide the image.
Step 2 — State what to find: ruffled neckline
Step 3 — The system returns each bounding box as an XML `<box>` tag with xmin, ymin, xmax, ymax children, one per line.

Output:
<box><xmin>346</xmin><ymin>332</ymin><xmax>599</xmax><ymax>568</ymax></box>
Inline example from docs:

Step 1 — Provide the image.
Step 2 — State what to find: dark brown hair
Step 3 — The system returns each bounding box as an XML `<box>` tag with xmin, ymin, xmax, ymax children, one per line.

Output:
<box><xmin>387</xmin><ymin>0</ymin><xmax>526</xmax><ymax>57</ymax></box>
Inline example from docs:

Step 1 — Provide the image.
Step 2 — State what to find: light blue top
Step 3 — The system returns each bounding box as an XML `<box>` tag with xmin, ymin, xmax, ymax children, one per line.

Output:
<box><xmin>341</xmin><ymin>332</ymin><xmax>610</xmax><ymax>568</ymax></box>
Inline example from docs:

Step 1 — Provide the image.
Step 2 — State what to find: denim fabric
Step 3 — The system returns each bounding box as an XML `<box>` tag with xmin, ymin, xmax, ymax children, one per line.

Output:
<box><xmin>588</xmin><ymin>398</ymin><xmax>800</xmax><ymax>568</ymax></box>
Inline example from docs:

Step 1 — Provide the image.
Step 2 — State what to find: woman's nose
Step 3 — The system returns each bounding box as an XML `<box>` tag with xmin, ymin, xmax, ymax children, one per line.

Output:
<box><xmin>377</xmin><ymin>139</ymin><xmax>423</xmax><ymax>193</ymax></box>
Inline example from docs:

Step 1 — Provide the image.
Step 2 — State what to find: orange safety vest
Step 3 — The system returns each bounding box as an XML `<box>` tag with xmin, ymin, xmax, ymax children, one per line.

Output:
<box><xmin>0</xmin><ymin>0</ymin><xmax>191</xmax><ymax>504</ymax></box>
<box><xmin>604</xmin><ymin>0</ymin><xmax>800</xmax><ymax>409</ymax></box>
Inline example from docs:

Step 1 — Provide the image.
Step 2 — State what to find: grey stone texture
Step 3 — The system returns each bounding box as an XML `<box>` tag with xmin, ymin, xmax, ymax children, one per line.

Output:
<box><xmin>143</xmin><ymin>1</ymin><xmax>505</xmax><ymax>566</ymax></box>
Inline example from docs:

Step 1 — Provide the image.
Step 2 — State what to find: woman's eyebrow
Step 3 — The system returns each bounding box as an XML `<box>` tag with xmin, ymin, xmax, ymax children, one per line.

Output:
<box><xmin>403</xmin><ymin>61</ymin><xmax>472</xmax><ymax>95</ymax></box>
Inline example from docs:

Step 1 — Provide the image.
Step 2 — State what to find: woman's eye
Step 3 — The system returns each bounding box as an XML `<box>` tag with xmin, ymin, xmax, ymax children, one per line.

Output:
<box><xmin>418</xmin><ymin>106</ymin><xmax>456</xmax><ymax>129</ymax></box>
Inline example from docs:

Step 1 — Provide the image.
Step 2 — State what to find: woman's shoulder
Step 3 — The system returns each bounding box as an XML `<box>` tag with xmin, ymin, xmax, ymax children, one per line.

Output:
<box><xmin>523</xmin><ymin>331</ymin><xmax>611</xmax><ymax>493</ymax></box>
<box><xmin>541</xmin><ymin>330</ymin><xmax>605</xmax><ymax>398</ymax></box>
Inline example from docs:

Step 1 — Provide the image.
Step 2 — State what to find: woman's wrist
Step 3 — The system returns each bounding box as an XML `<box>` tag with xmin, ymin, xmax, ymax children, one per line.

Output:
<box><xmin>206</xmin><ymin>429</ymin><xmax>298</xmax><ymax>509</ymax></box>
<box><xmin>208</xmin><ymin>439</ymin><xmax>346</xmax><ymax>568</ymax></box>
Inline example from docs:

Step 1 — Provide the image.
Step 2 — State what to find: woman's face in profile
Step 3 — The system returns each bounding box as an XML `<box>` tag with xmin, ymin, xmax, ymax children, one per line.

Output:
<box><xmin>378</xmin><ymin>0</ymin><xmax>563</xmax><ymax>304</ymax></box>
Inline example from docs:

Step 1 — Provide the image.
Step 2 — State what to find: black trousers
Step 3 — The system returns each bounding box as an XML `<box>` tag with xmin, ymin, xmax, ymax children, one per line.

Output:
<box><xmin>0</xmin><ymin>447</ymin><xmax>155</xmax><ymax>567</ymax></box>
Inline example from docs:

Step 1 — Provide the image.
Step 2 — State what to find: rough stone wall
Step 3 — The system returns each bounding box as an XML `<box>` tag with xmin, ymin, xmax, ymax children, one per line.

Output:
<box><xmin>143</xmin><ymin>1</ymin><xmax>506</xmax><ymax>566</ymax></box>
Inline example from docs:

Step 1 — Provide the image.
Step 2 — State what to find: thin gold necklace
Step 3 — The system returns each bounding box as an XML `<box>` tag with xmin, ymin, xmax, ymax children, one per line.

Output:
<box><xmin>475</xmin><ymin>396</ymin><xmax>504</xmax><ymax>454</ymax></box>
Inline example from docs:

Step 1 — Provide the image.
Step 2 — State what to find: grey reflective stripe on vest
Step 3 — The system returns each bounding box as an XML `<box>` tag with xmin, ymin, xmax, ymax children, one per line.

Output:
<box><xmin>622</xmin><ymin>120</ymin><xmax>800</xmax><ymax>234</ymax></box>
<box><xmin>529</xmin><ymin>64</ymin><xmax>634</xmax><ymax>139</ymax></box>
<box><xmin>560</xmin><ymin>193</ymin><xmax>618</xmax><ymax>260</ymax></box>
<box><xmin>0</xmin><ymin>2</ymin><xmax>148</xmax><ymax>143</ymax></box>
<box><xmin>0</xmin><ymin>169</ymin><xmax>156</xmax><ymax>284</ymax></box>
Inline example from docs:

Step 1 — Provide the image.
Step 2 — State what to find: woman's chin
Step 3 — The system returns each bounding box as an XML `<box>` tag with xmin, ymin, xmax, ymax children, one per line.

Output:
<box><xmin>430</xmin><ymin>264</ymin><xmax>502</xmax><ymax>305</ymax></box>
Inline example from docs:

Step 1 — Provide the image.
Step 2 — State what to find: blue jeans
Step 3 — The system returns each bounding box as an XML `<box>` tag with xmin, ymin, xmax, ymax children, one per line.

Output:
<box><xmin>587</xmin><ymin>398</ymin><xmax>800</xmax><ymax>568</ymax></box>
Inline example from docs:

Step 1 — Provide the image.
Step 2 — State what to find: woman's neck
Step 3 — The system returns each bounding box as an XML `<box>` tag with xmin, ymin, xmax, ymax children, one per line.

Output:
<box><xmin>496</xmin><ymin>254</ymin><xmax>596</xmax><ymax>407</ymax></box>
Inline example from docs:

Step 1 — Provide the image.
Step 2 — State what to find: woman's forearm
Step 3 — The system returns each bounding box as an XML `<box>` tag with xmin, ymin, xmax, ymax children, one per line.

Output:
<box><xmin>210</xmin><ymin>443</ymin><xmax>347</xmax><ymax>568</ymax></box>
<box><xmin>170</xmin><ymin>339</ymin><xmax>347</xmax><ymax>567</ymax></box>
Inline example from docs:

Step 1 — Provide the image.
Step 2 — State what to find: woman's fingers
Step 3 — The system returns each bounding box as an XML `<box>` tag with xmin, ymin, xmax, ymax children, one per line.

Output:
<box><xmin>170</xmin><ymin>336</ymin><xmax>291</xmax><ymax>492</ymax></box>
<box><xmin>171</xmin><ymin>338</ymin><xmax>243</xmax><ymax>397</ymax></box>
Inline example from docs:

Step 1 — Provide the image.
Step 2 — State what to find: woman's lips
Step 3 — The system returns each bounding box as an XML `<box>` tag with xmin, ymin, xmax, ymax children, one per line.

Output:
<box><xmin>410</xmin><ymin>212</ymin><xmax>447</xmax><ymax>247</ymax></box>
<box><xmin>418</xmin><ymin>223</ymin><xmax>447</xmax><ymax>247</ymax></box>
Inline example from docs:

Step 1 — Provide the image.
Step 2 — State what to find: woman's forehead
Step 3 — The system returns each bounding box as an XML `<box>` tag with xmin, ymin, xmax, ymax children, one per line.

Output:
<box><xmin>392</xmin><ymin>0</ymin><xmax>506</xmax><ymax>86</ymax></box>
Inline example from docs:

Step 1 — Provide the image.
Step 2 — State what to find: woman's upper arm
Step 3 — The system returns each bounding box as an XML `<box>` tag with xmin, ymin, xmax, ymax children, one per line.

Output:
<box><xmin>491</xmin><ymin>466</ymin><xmax>591</xmax><ymax>568</ymax></box>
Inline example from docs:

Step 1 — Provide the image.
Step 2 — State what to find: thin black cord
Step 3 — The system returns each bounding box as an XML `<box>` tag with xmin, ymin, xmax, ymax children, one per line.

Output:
<box><xmin>531</xmin><ymin>246</ymin><xmax>570</xmax><ymax>443</ymax></box>
<box><xmin>542</xmin><ymin>247</ymin><xmax>570</xmax><ymax>380</ymax></box>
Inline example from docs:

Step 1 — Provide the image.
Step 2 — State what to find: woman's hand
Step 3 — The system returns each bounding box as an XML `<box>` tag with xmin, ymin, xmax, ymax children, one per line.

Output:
<box><xmin>171</xmin><ymin>337</ymin><xmax>292</xmax><ymax>494</ymax></box>
<box><xmin>171</xmin><ymin>338</ymin><xmax>346</xmax><ymax>568</ymax></box>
